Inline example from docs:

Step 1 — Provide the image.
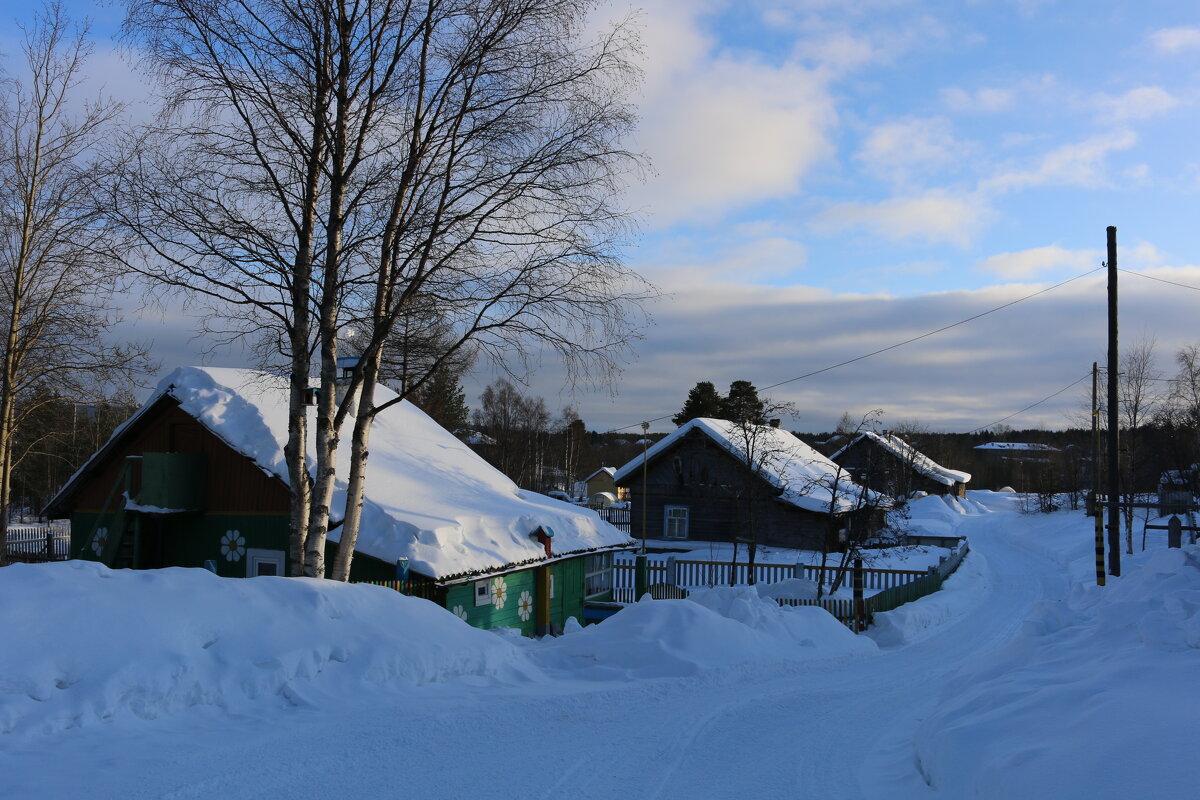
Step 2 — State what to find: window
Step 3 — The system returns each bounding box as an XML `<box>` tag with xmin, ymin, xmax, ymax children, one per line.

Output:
<box><xmin>246</xmin><ymin>549</ymin><xmax>285</xmax><ymax>577</ymax></box>
<box><xmin>584</xmin><ymin>552</ymin><xmax>613</xmax><ymax>598</ymax></box>
<box><xmin>474</xmin><ymin>579</ymin><xmax>492</xmax><ymax>607</ymax></box>
<box><xmin>664</xmin><ymin>506</ymin><xmax>689</xmax><ymax>539</ymax></box>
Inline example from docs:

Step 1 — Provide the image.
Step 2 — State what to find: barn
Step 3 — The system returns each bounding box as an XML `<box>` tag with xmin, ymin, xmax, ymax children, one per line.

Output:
<box><xmin>611</xmin><ymin>418</ymin><xmax>884</xmax><ymax>551</ymax></box>
<box><xmin>45</xmin><ymin>367</ymin><xmax>633</xmax><ymax>634</ymax></box>
<box><xmin>831</xmin><ymin>431</ymin><xmax>971</xmax><ymax>499</ymax></box>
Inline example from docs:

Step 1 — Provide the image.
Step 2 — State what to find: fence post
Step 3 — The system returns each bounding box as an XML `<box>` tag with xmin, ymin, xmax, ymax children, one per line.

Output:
<box><xmin>634</xmin><ymin>554</ymin><xmax>648</xmax><ymax>599</ymax></box>
<box><xmin>45</xmin><ymin>531</ymin><xmax>53</xmax><ymax>556</ymax></box>
<box><xmin>666</xmin><ymin>555</ymin><xmax>678</xmax><ymax>587</ymax></box>
<box><xmin>1168</xmin><ymin>516</ymin><xmax>1182</xmax><ymax>548</ymax></box>
<box><xmin>853</xmin><ymin>558</ymin><xmax>866</xmax><ymax>633</ymax></box>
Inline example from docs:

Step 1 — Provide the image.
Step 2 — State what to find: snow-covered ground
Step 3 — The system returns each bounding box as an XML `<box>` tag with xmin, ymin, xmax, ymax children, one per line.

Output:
<box><xmin>2</xmin><ymin>491</ymin><xmax>1196</xmax><ymax>798</ymax></box>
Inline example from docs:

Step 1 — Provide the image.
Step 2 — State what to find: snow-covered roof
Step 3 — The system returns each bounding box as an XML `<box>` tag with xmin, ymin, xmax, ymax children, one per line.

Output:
<box><xmin>832</xmin><ymin>432</ymin><xmax>970</xmax><ymax>487</ymax></box>
<box><xmin>54</xmin><ymin>367</ymin><xmax>632</xmax><ymax>580</ymax></box>
<box><xmin>974</xmin><ymin>442</ymin><xmax>1059</xmax><ymax>452</ymax></box>
<box><xmin>612</xmin><ymin>418</ymin><xmax>883</xmax><ymax>514</ymax></box>
<box><xmin>584</xmin><ymin>467</ymin><xmax>616</xmax><ymax>482</ymax></box>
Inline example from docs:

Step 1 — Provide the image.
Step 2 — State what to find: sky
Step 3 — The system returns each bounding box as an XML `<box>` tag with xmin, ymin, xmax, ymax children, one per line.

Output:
<box><xmin>20</xmin><ymin>0</ymin><xmax>1200</xmax><ymax>433</ymax></box>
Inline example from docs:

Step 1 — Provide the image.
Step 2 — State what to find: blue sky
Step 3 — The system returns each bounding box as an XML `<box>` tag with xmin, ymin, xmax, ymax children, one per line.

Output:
<box><xmin>25</xmin><ymin>0</ymin><xmax>1200</xmax><ymax>433</ymax></box>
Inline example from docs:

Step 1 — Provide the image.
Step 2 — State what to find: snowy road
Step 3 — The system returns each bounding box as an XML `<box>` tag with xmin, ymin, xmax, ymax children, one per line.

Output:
<box><xmin>4</xmin><ymin>504</ymin><xmax>1080</xmax><ymax>800</ymax></box>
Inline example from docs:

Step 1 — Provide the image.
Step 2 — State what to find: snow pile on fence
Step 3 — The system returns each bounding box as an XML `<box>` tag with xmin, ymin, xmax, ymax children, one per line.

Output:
<box><xmin>0</xmin><ymin>562</ymin><xmax>536</xmax><ymax>736</ymax></box>
<box><xmin>537</xmin><ymin>587</ymin><xmax>876</xmax><ymax>679</ymax></box>
<box><xmin>912</xmin><ymin>543</ymin><xmax>1200</xmax><ymax>799</ymax></box>
<box><xmin>866</xmin><ymin>547</ymin><xmax>990</xmax><ymax>646</ymax></box>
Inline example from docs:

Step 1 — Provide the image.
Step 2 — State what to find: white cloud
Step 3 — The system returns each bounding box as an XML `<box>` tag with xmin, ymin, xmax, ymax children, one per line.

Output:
<box><xmin>941</xmin><ymin>86</ymin><xmax>1015</xmax><ymax>113</ymax></box>
<box><xmin>1094</xmin><ymin>86</ymin><xmax>1180</xmax><ymax>122</ymax></box>
<box><xmin>1147</xmin><ymin>26</ymin><xmax>1200</xmax><ymax>54</ymax></box>
<box><xmin>613</xmin><ymin>1</ymin><xmax>839</xmax><ymax>226</ymax></box>
<box><xmin>812</xmin><ymin>193</ymin><xmax>989</xmax><ymax>247</ymax></box>
<box><xmin>977</xmin><ymin>245</ymin><xmax>1101</xmax><ymax>279</ymax></box>
<box><xmin>982</xmin><ymin>130</ymin><xmax>1138</xmax><ymax>192</ymax></box>
<box><xmin>856</xmin><ymin>117</ymin><xmax>964</xmax><ymax>184</ymax></box>
<box><xmin>523</xmin><ymin>261</ymin><xmax>1200</xmax><ymax>432</ymax></box>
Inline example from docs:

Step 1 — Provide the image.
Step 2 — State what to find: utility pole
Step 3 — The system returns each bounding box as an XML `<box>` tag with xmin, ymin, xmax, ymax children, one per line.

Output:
<box><xmin>1106</xmin><ymin>226</ymin><xmax>1121</xmax><ymax>577</ymax></box>
<box><xmin>1092</xmin><ymin>362</ymin><xmax>1105</xmax><ymax>585</ymax></box>
<box><xmin>635</xmin><ymin>421</ymin><xmax>649</xmax><ymax>598</ymax></box>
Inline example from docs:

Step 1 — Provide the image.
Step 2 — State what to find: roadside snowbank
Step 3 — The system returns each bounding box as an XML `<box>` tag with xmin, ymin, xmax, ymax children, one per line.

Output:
<box><xmin>0</xmin><ymin>562</ymin><xmax>535</xmax><ymax>736</ymax></box>
<box><xmin>537</xmin><ymin>587</ymin><xmax>876</xmax><ymax>679</ymax></box>
<box><xmin>913</xmin><ymin>542</ymin><xmax>1200</xmax><ymax>798</ymax></box>
<box><xmin>2</xmin><ymin>563</ymin><xmax>882</xmax><ymax>737</ymax></box>
<box><xmin>867</xmin><ymin>549</ymin><xmax>991</xmax><ymax>647</ymax></box>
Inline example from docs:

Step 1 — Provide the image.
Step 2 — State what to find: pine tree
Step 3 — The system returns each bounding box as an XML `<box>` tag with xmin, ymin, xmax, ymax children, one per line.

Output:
<box><xmin>672</xmin><ymin>381</ymin><xmax>725</xmax><ymax>426</ymax></box>
<box><xmin>411</xmin><ymin>367</ymin><xmax>470</xmax><ymax>435</ymax></box>
<box><xmin>722</xmin><ymin>380</ymin><xmax>765</xmax><ymax>425</ymax></box>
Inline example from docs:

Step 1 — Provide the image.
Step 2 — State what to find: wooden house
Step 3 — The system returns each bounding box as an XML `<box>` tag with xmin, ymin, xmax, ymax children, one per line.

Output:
<box><xmin>45</xmin><ymin>367</ymin><xmax>633</xmax><ymax>635</ymax></box>
<box><xmin>584</xmin><ymin>467</ymin><xmax>627</xmax><ymax>503</ymax></box>
<box><xmin>611</xmin><ymin>418</ymin><xmax>884</xmax><ymax>552</ymax></box>
<box><xmin>973</xmin><ymin>442</ymin><xmax>1060</xmax><ymax>463</ymax></box>
<box><xmin>831</xmin><ymin>431</ymin><xmax>970</xmax><ymax>499</ymax></box>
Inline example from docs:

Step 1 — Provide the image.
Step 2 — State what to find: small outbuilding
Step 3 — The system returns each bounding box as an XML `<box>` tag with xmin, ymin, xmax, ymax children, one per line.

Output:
<box><xmin>45</xmin><ymin>367</ymin><xmax>633</xmax><ymax>634</ymax></box>
<box><xmin>612</xmin><ymin>418</ymin><xmax>885</xmax><ymax>552</ymax></box>
<box><xmin>831</xmin><ymin>431</ymin><xmax>970</xmax><ymax>499</ymax></box>
<box><xmin>584</xmin><ymin>467</ymin><xmax>627</xmax><ymax>503</ymax></box>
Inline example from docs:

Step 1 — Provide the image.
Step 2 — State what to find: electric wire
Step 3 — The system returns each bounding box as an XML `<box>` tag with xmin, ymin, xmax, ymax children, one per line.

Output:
<box><xmin>608</xmin><ymin>266</ymin><xmax>1106</xmax><ymax>433</ymax></box>
<box><xmin>965</xmin><ymin>372</ymin><xmax>1093</xmax><ymax>434</ymax></box>
<box><xmin>1117</xmin><ymin>267</ymin><xmax>1200</xmax><ymax>294</ymax></box>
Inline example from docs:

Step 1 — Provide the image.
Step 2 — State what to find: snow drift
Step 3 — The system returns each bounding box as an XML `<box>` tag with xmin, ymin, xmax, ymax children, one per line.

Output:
<box><xmin>1</xmin><ymin>563</ymin><xmax>881</xmax><ymax>737</ymax></box>
<box><xmin>538</xmin><ymin>587</ymin><xmax>876</xmax><ymax>679</ymax></box>
<box><xmin>913</xmin><ymin>543</ymin><xmax>1200</xmax><ymax>798</ymax></box>
<box><xmin>0</xmin><ymin>562</ymin><xmax>535</xmax><ymax>736</ymax></box>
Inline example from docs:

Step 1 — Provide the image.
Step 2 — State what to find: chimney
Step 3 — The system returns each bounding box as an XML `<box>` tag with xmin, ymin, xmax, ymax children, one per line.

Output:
<box><xmin>768</xmin><ymin>418</ymin><xmax>781</xmax><ymax>428</ymax></box>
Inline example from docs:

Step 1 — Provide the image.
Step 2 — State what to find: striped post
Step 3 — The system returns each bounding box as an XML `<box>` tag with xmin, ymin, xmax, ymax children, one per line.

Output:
<box><xmin>853</xmin><ymin>558</ymin><xmax>866</xmax><ymax>633</ymax></box>
<box><xmin>1093</xmin><ymin>497</ymin><xmax>1106</xmax><ymax>586</ymax></box>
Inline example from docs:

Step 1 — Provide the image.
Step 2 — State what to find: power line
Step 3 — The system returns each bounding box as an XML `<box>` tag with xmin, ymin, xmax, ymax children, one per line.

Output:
<box><xmin>966</xmin><ymin>372</ymin><xmax>1093</xmax><ymax>434</ymax></box>
<box><xmin>759</xmin><ymin>267</ymin><xmax>1104</xmax><ymax>394</ymax></box>
<box><xmin>609</xmin><ymin>265</ymin><xmax>1105</xmax><ymax>433</ymax></box>
<box><xmin>1117</xmin><ymin>267</ymin><xmax>1200</xmax><ymax>293</ymax></box>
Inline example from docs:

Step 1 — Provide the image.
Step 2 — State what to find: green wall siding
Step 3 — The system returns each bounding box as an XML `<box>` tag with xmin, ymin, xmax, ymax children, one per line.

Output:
<box><xmin>442</xmin><ymin>556</ymin><xmax>596</xmax><ymax>635</ymax></box>
<box><xmin>72</xmin><ymin>508</ymin><xmax>607</xmax><ymax>636</ymax></box>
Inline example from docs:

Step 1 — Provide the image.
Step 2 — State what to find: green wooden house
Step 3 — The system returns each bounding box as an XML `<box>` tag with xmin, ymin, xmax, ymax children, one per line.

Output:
<box><xmin>45</xmin><ymin>367</ymin><xmax>633</xmax><ymax>634</ymax></box>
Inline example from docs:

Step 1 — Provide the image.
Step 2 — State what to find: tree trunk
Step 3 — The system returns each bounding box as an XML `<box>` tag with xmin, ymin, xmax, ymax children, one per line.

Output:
<box><xmin>331</xmin><ymin>354</ymin><xmax>381</xmax><ymax>581</ymax></box>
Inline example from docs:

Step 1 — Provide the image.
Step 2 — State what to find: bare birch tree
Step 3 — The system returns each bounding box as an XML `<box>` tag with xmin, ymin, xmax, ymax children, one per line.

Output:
<box><xmin>325</xmin><ymin>0</ymin><xmax>651</xmax><ymax>580</ymax></box>
<box><xmin>0</xmin><ymin>3</ymin><xmax>151</xmax><ymax>559</ymax></box>
<box><xmin>114</xmin><ymin>0</ymin><xmax>649</xmax><ymax>579</ymax></box>
<box><xmin>115</xmin><ymin>0</ymin><xmax>386</xmax><ymax>575</ymax></box>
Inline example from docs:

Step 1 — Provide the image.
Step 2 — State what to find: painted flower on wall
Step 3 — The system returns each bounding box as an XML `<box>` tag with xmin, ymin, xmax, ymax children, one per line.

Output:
<box><xmin>90</xmin><ymin>527</ymin><xmax>108</xmax><ymax>556</ymax></box>
<box><xmin>517</xmin><ymin>590</ymin><xmax>534</xmax><ymax>622</ymax></box>
<box><xmin>451</xmin><ymin>605</ymin><xmax>468</xmax><ymax>621</ymax></box>
<box><xmin>220</xmin><ymin>530</ymin><xmax>246</xmax><ymax>562</ymax></box>
<box><xmin>491</xmin><ymin>576</ymin><xmax>508</xmax><ymax>609</ymax></box>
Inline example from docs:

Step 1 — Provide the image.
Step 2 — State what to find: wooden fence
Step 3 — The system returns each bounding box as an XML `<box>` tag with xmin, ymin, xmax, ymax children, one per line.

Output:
<box><xmin>357</xmin><ymin>578</ymin><xmax>440</xmax><ymax>601</ymax></box>
<box><xmin>612</xmin><ymin>554</ymin><xmax>926</xmax><ymax>604</ymax></box>
<box><xmin>612</xmin><ymin>541</ymin><xmax>971</xmax><ymax>631</ymax></box>
<box><xmin>5</xmin><ymin>524</ymin><xmax>71</xmax><ymax>564</ymax></box>
<box><xmin>594</xmin><ymin>506</ymin><xmax>631</xmax><ymax>531</ymax></box>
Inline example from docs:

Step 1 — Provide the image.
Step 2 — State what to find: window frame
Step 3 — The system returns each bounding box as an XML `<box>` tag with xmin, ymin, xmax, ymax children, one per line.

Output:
<box><xmin>663</xmin><ymin>505</ymin><xmax>690</xmax><ymax>539</ymax></box>
<box><xmin>584</xmin><ymin>552</ymin><xmax>614</xmax><ymax>599</ymax></box>
<box><xmin>245</xmin><ymin>548</ymin><xmax>285</xmax><ymax>577</ymax></box>
<box><xmin>474</xmin><ymin>579</ymin><xmax>493</xmax><ymax>607</ymax></box>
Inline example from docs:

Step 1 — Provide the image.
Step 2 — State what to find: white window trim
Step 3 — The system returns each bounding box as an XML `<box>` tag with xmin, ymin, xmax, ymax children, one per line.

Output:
<box><xmin>663</xmin><ymin>505</ymin><xmax>689</xmax><ymax>539</ymax></box>
<box><xmin>584</xmin><ymin>552</ymin><xmax>614</xmax><ymax>598</ymax></box>
<box><xmin>474</xmin><ymin>579</ymin><xmax>493</xmax><ymax>607</ymax></box>
<box><xmin>245</xmin><ymin>548</ymin><xmax>285</xmax><ymax>577</ymax></box>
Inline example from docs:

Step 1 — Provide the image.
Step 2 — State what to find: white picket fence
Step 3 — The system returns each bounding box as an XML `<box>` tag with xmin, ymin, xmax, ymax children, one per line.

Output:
<box><xmin>5</xmin><ymin>522</ymin><xmax>71</xmax><ymax>562</ymax></box>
